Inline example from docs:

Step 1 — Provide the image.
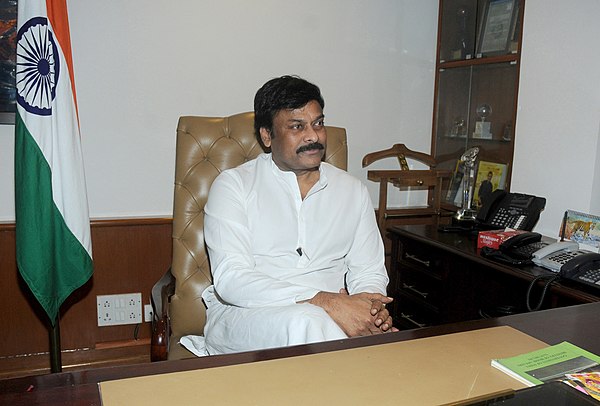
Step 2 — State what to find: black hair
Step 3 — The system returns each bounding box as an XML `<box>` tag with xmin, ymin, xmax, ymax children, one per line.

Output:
<box><xmin>253</xmin><ymin>75</ymin><xmax>325</xmax><ymax>138</ymax></box>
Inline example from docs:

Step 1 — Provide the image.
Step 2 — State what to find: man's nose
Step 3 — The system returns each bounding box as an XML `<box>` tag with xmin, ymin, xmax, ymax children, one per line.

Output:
<box><xmin>303</xmin><ymin>126</ymin><xmax>319</xmax><ymax>143</ymax></box>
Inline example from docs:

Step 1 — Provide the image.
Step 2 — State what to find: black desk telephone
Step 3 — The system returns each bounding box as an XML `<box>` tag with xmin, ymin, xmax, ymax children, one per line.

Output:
<box><xmin>480</xmin><ymin>232</ymin><xmax>547</xmax><ymax>266</ymax></box>
<box><xmin>476</xmin><ymin>190</ymin><xmax>546</xmax><ymax>231</ymax></box>
<box><xmin>440</xmin><ymin>190</ymin><xmax>546</xmax><ymax>233</ymax></box>
<box><xmin>481</xmin><ymin>232</ymin><xmax>600</xmax><ymax>311</ymax></box>
<box><xmin>481</xmin><ymin>232</ymin><xmax>600</xmax><ymax>290</ymax></box>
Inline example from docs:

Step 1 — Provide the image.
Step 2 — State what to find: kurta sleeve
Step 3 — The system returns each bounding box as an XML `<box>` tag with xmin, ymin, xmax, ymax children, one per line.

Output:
<box><xmin>344</xmin><ymin>183</ymin><xmax>389</xmax><ymax>296</ymax></box>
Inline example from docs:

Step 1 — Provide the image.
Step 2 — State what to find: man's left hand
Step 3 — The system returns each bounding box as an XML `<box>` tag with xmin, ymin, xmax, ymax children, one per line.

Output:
<box><xmin>339</xmin><ymin>288</ymin><xmax>398</xmax><ymax>333</ymax></box>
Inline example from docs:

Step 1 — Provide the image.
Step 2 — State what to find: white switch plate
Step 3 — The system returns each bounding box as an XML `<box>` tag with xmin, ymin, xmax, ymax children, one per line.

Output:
<box><xmin>97</xmin><ymin>293</ymin><xmax>142</xmax><ymax>326</ymax></box>
<box><xmin>144</xmin><ymin>304</ymin><xmax>153</xmax><ymax>322</ymax></box>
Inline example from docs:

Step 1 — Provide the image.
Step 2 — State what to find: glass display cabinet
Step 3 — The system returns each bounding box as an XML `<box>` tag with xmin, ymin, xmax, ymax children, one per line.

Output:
<box><xmin>432</xmin><ymin>0</ymin><xmax>524</xmax><ymax>208</ymax></box>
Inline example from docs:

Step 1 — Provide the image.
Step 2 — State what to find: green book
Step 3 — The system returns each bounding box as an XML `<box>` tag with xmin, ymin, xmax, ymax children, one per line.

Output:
<box><xmin>491</xmin><ymin>341</ymin><xmax>600</xmax><ymax>387</ymax></box>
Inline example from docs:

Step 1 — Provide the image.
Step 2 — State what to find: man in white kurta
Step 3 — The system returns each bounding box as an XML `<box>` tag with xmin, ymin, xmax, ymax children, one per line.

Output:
<box><xmin>201</xmin><ymin>76</ymin><xmax>394</xmax><ymax>354</ymax></box>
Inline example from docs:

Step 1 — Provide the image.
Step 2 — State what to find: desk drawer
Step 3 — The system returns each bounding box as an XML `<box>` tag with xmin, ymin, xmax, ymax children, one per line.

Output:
<box><xmin>399</xmin><ymin>240</ymin><xmax>445</xmax><ymax>279</ymax></box>
<box><xmin>399</xmin><ymin>272</ymin><xmax>443</xmax><ymax>307</ymax></box>
<box><xmin>395</xmin><ymin>296</ymin><xmax>439</xmax><ymax>329</ymax></box>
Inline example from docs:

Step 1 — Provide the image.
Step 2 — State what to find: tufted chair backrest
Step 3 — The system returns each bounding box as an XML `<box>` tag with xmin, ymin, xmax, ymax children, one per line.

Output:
<box><xmin>168</xmin><ymin>112</ymin><xmax>347</xmax><ymax>359</ymax></box>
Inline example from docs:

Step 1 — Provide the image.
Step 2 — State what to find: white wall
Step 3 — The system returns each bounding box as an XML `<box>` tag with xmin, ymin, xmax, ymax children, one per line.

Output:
<box><xmin>0</xmin><ymin>0</ymin><xmax>439</xmax><ymax>221</ymax></box>
<box><xmin>513</xmin><ymin>0</ymin><xmax>600</xmax><ymax>237</ymax></box>
<box><xmin>2</xmin><ymin>0</ymin><xmax>599</xmax><ymax>240</ymax></box>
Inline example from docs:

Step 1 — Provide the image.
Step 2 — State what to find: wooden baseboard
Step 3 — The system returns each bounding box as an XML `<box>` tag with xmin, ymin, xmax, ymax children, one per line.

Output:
<box><xmin>0</xmin><ymin>339</ymin><xmax>150</xmax><ymax>380</ymax></box>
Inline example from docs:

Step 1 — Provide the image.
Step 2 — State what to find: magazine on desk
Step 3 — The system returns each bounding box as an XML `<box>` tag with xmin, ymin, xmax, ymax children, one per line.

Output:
<box><xmin>491</xmin><ymin>341</ymin><xmax>600</xmax><ymax>400</ymax></box>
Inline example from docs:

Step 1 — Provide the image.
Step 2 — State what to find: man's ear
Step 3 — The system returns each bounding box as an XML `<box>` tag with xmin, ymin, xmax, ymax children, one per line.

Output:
<box><xmin>259</xmin><ymin>128</ymin><xmax>272</xmax><ymax>148</ymax></box>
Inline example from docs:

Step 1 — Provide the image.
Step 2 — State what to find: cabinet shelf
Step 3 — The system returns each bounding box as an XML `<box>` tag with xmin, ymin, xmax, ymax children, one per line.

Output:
<box><xmin>432</xmin><ymin>0</ymin><xmax>525</xmax><ymax>203</ymax></box>
<box><xmin>440</xmin><ymin>135</ymin><xmax>511</xmax><ymax>143</ymax></box>
<box><xmin>439</xmin><ymin>53</ymin><xmax>518</xmax><ymax>69</ymax></box>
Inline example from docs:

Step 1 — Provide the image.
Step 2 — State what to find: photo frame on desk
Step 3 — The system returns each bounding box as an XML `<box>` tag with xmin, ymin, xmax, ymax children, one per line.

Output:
<box><xmin>473</xmin><ymin>160</ymin><xmax>507</xmax><ymax>208</ymax></box>
<box><xmin>477</xmin><ymin>0</ymin><xmax>518</xmax><ymax>57</ymax></box>
<box><xmin>560</xmin><ymin>210</ymin><xmax>600</xmax><ymax>253</ymax></box>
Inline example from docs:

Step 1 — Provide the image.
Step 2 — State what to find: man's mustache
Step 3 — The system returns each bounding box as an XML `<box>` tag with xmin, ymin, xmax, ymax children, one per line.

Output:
<box><xmin>296</xmin><ymin>142</ymin><xmax>325</xmax><ymax>154</ymax></box>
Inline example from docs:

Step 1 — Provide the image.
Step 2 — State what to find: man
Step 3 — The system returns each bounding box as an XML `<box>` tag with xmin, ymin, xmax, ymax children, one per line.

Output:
<box><xmin>478</xmin><ymin>171</ymin><xmax>494</xmax><ymax>207</ymax></box>
<box><xmin>201</xmin><ymin>75</ymin><xmax>396</xmax><ymax>354</ymax></box>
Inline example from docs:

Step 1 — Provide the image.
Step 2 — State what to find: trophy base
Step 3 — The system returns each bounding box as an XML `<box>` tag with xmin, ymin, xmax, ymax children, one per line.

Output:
<box><xmin>454</xmin><ymin>208</ymin><xmax>478</xmax><ymax>222</ymax></box>
<box><xmin>473</xmin><ymin>121</ymin><xmax>492</xmax><ymax>139</ymax></box>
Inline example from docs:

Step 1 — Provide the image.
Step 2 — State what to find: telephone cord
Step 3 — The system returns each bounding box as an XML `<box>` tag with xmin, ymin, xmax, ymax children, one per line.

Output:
<box><xmin>526</xmin><ymin>274</ymin><xmax>561</xmax><ymax>312</ymax></box>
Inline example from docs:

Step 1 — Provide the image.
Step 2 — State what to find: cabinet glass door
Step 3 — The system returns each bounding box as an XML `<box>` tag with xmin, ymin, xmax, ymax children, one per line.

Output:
<box><xmin>434</xmin><ymin>62</ymin><xmax>518</xmax><ymax>202</ymax></box>
<box><xmin>439</xmin><ymin>0</ymin><xmax>478</xmax><ymax>62</ymax></box>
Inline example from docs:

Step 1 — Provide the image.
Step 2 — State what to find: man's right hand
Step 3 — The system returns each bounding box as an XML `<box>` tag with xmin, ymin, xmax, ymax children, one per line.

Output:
<box><xmin>308</xmin><ymin>290</ymin><xmax>394</xmax><ymax>337</ymax></box>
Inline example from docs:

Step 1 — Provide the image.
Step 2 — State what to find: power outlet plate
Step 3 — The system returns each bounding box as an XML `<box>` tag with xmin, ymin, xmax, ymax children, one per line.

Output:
<box><xmin>144</xmin><ymin>304</ymin><xmax>153</xmax><ymax>323</ymax></box>
<box><xmin>97</xmin><ymin>293</ymin><xmax>142</xmax><ymax>327</ymax></box>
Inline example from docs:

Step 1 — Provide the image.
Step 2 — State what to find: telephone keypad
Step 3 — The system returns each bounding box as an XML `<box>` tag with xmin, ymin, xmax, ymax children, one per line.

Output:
<box><xmin>548</xmin><ymin>251</ymin><xmax>586</xmax><ymax>267</ymax></box>
<box><xmin>490</xmin><ymin>208</ymin><xmax>528</xmax><ymax>229</ymax></box>
<box><xmin>579</xmin><ymin>269</ymin><xmax>600</xmax><ymax>285</ymax></box>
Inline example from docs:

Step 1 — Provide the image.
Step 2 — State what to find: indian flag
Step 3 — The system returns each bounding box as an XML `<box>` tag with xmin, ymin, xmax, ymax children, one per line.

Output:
<box><xmin>14</xmin><ymin>0</ymin><xmax>93</xmax><ymax>325</ymax></box>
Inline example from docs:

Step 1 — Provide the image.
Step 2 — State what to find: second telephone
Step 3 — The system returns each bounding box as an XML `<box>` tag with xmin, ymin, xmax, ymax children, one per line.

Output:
<box><xmin>533</xmin><ymin>241</ymin><xmax>600</xmax><ymax>290</ymax></box>
<box><xmin>483</xmin><ymin>232</ymin><xmax>600</xmax><ymax>290</ymax></box>
<box><xmin>476</xmin><ymin>190</ymin><xmax>546</xmax><ymax>231</ymax></box>
<box><xmin>480</xmin><ymin>232</ymin><xmax>547</xmax><ymax>266</ymax></box>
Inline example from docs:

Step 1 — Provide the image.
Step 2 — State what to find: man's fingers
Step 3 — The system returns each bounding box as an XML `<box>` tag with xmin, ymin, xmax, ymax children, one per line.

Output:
<box><xmin>364</xmin><ymin>293</ymin><xmax>394</xmax><ymax>303</ymax></box>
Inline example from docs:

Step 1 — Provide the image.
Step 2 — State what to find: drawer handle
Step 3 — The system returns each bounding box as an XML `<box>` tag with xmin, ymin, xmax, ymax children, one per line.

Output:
<box><xmin>405</xmin><ymin>253</ymin><xmax>430</xmax><ymax>267</ymax></box>
<box><xmin>402</xmin><ymin>283</ymin><xmax>429</xmax><ymax>299</ymax></box>
<box><xmin>400</xmin><ymin>313</ymin><xmax>426</xmax><ymax>328</ymax></box>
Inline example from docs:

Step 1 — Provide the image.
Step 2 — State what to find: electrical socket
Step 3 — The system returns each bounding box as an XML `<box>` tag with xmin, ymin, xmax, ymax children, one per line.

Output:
<box><xmin>144</xmin><ymin>304</ymin><xmax>153</xmax><ymax>323</ymax></box>
<box><xmin>97</xmin><ymin>293</ymin><xmax>142</xmax><ymax>327</ymax></box>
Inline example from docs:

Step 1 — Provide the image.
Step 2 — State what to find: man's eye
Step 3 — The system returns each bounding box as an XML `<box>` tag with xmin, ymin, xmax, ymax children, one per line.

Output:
<box><xmin>315</xmin><ymin>120</ymin><xmax>325</xmax><ymax>127</ymax></box>
<box><xmin>292</xmin><ymin>124</ymin><xmax>303</xmax><ymax>130</ymax></box>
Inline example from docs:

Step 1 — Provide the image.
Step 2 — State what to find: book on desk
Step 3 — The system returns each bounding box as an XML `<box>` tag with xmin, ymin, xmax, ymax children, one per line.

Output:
<box><xmin>491</xmin><ymin>341</ymin><xmax>600</xmax><ymax>401</ymax></box>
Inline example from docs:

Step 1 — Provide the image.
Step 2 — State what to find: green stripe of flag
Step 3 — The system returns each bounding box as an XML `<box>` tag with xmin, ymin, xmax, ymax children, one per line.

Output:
<box><xmin>14</xmin><ymin>112</ymin><xmax>93</xmax><ymax>323</ymax></box>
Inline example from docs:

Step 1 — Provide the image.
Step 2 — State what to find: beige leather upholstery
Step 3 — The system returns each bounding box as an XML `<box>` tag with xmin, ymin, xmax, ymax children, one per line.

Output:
<box><xmin>168</xmin><ymin>112</ymin><xmax>347</xmax><ymax>360</ymax></box>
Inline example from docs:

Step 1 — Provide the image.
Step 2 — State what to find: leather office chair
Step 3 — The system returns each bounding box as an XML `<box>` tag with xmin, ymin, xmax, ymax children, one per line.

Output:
<box><xmin>151</xmin><ymin>112</ymin><xmax>348</xmax><ymax>361</ymax></box>
<box><xmin>361</xmin><ymin>143</ymin><xmax>451</xmax><ymax>233</ymax></box>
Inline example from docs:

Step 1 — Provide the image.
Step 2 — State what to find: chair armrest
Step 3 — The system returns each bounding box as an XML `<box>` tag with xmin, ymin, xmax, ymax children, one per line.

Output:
<box><xmin>150</xmin><ymin>268</ymin><xmax>176</xmax><ymax>362</ymax></box>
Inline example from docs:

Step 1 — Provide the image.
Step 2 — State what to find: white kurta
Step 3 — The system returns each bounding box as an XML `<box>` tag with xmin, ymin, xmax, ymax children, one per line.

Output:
<box><xmin>202</xmin><ymin>153</ymin><xmax>388</xmax><ymax>354</ymax></box>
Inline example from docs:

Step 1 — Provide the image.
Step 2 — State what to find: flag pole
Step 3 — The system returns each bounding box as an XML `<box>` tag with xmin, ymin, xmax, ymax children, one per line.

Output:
<box><xmin>49</xmin><ymin>317</ymin><xmax>62</xmax><ymax>373</ymax></box>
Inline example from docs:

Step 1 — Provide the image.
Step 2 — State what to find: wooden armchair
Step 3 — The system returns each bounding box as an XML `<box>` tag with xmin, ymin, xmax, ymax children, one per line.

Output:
<box><xmin>151</xmin><ymin>112</ymin><xmax>348</xmax><ymax>361</ymax></box>
<box><xmin>362</xmin><ymin>143</ymin><xmax>451</xmax><ymax>232</ymax></box>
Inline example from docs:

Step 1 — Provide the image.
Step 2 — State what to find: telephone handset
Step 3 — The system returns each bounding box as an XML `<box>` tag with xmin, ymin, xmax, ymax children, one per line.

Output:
<box><xmin>480</xmin><ymin>231</ymin><xmax>548</xmax><ymax>266</ymax></box>
<box><xmin>476</xmin><ymin>190</ymin><xmax>546</xmax><ymax>231</ymax></box>
<box><xmin>531</xmin><ymin>241</ymin><xmax>589</xmax><ymax>272</ymax></box>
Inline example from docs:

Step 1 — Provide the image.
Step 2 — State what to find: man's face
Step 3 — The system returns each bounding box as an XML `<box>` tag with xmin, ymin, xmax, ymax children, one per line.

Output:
<box><xmin>260</xmin><ymin>100</ymin><xmax>327</xmax><ymax>175</ymax></box>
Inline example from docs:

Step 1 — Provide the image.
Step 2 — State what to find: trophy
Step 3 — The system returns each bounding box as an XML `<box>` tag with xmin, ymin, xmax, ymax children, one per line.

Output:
<box><xmin>454</xmin><ymin>146</ymin><xmax>479</xmax><ymax>222</ymax></box>
<box><xmin>473</xmin><ymin>104</ymin><xmax>492</xmax><ymax>139</ymax></box>
<box><xmin>452</xmin><ymin>7</ymin><xmax>469</xmax><ymax>60</ymax></box>
<box><xmin>450</xmin><ymin>116</ymin><xmax>466</xmax><ymax>138</ymax></box>
<box><xmin>502</xmin><ymin>121</ymin><xmax>513</xmax><ymax>141</ymax></box>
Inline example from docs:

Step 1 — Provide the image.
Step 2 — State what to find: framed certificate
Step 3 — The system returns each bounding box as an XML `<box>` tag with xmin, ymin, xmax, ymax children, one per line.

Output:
<box><xmin>0</xmin><ymin>0</ymin><xmax>17</xmax><ymax>124</ymax></box>
<box><xmin>477</xmin><ymin>0</ymin><xmax>518</xmax><ymax>56</ymax></box>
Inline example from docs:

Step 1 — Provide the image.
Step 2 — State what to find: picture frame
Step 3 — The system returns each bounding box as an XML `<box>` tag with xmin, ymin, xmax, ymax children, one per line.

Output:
<box><xmin>559</xmin><ymin>210</ymin><xmax>600</xmax><ymax>252</ymax></box>
<box><xmin>477</xmin><ymin>0</ymin><xmax>518</xmax><ymax>57</ymax></box>
<box><xmin>472</xmin><ymin>160</ymin><xmax>507</xmax><ymax>208</ymax></box>
<box><xmin>0</xmin><ymin>0</ymin><xmax>17</xmax><ymax>124</ymax></box>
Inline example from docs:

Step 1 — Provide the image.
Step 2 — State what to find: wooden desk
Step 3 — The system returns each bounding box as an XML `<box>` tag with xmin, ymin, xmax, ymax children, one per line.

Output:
<box><xmin>388</xmin><ymin>225</ymin><xmax>600</xmax><ymax>329</ymax></box>
<box><xmin>2</xmin><ymin>301</ymin><xmax>600</xmax><ymax>405</ymax></box>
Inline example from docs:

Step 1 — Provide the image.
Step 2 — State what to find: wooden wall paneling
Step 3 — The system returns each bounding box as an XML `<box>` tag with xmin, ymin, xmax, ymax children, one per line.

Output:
<box><xmin>1</xmin><ymin>225</ymin><xmax>54</xmax><ymax>356</ymax></box>
<box><xmin>0</xmin><ymin>218</ymin><xmax>173</xmax><ymax>378</ymax></box>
